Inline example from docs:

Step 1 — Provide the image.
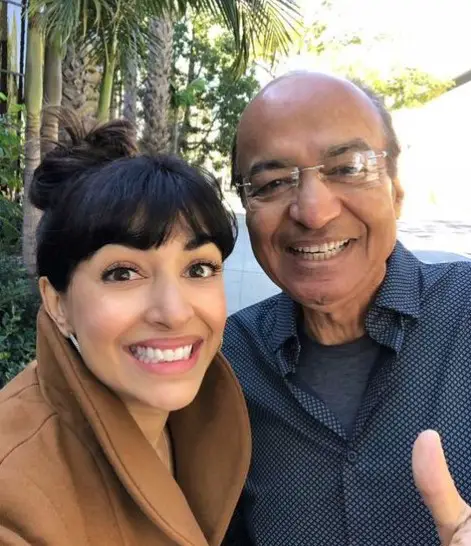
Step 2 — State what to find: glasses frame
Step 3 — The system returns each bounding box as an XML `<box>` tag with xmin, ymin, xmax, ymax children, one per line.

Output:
<box><xmin>236</xmin><ymin>150</ymin><xmax>388</xmax><ymax>206</ymax></box>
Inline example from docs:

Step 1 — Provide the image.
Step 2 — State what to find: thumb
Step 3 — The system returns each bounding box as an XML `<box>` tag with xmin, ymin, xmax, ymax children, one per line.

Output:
<box><xmin>412</xmin><ymin>430</ymin><xmax>469</xmax><ymax>545</ymax></box>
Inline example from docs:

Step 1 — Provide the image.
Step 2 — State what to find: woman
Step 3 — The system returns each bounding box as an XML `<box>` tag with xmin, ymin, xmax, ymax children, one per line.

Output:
<box><xmin>0</xmin><ymin>114</ymin><xmax>250</xmax><ymax>545</ymax></box>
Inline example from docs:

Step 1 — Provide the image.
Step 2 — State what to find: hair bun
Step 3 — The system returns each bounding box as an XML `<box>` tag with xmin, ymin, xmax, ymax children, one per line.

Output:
<box><xmin>30</xmin><ymin>108</ymin><xmax>138</xmax><ymax>211</ymax></box>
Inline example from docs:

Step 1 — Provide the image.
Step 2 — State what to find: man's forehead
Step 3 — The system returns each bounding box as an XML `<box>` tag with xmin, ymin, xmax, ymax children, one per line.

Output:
<box><xmin>240</xmin><ymin>73</ymin><xmax>379</xmax><ymax>129</ymax></box>
<box><xmin>236</xmin><ymin>73</ymin><xmax>384</xmax><ymax>167</ymax></box>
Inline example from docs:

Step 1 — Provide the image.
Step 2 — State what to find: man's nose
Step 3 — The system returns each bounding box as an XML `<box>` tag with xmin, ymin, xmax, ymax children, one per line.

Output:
<box><xmin>144</xmin><ymin>279</ymin><xmax>195</xmax><ymax>330</ymax></box>
<box><xmin>288</xmin><ymin>171</ymin><xmax>342</xmax><ymax>229</ymax></box>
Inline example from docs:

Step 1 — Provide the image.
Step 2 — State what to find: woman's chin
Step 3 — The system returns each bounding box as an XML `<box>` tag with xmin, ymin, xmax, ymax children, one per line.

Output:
<box><xmin>140</xmin><ymin>381</ymin><xmax>204</xmax><ymax>413</ymax></box>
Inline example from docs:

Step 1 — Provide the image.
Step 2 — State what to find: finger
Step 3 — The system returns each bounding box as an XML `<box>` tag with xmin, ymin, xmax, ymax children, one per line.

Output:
<box><xmin>412</xmin><ymin>430</ymin><xmax>468</xmax><ymax>544</ymax></box>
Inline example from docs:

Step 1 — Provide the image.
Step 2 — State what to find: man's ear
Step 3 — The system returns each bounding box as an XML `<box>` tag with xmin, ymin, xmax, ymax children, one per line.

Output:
<box><xmin>392</xmin><ymin>177</ymin><xmax>404</xmax><ymax>219</ymax></box>
<box><xmin>38</xmin><ymin>277</ymin><xmax>71</xmax><ymax>337</ymax></box>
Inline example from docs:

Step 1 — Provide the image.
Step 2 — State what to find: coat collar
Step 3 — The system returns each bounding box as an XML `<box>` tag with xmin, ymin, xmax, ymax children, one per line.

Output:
<box><xmin>36</xmin><ymin>308</ymin><xmax>251</xmax><ymax>546</ymax></box>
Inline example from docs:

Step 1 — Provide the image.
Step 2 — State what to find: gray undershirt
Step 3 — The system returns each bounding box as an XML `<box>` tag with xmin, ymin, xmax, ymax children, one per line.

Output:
<box><xmin>296</xmin><ymin>329</ymin><xmax>382</xmax><ymax>436</ymax></box>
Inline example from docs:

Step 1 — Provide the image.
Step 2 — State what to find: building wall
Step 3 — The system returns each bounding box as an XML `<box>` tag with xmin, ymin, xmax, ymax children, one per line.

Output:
<box><xmin>392</xmin><ymin>82</ymin><xmax>471</xmax><ymax>219</ymax></box>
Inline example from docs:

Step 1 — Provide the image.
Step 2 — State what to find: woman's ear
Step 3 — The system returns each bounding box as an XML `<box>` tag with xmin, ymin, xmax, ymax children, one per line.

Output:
<box><xmin>392</xmin><ymin>177</ymin><xmax>404</xmax><ymax>219</ymax></box>
<box><xmin>39</xmin><ymin>277</ymin><xmax>71</xmax><ymax>337</ymax></box>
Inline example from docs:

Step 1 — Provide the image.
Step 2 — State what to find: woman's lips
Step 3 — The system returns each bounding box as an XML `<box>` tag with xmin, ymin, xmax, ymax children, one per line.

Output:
<box><xmin>127</xmin><ymin>339</ymin><xmax>203</xmax><ymax>376</ymax></box>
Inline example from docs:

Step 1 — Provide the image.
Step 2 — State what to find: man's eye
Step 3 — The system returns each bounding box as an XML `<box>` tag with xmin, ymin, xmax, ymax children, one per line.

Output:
<box><xmin>324</xmin><ymin>163</ymin><xmax>365</xmax><ymax>178</ymax></box>
<box><xmin>252</xmin><ymin>178</ymin><xmax>293</xmax><ymax>197</ymax></box>
<box><xmin>102</xmin><ymin>267</ymin><xmax>141</xmax><ymax>282</ymax></box>
<box><xmin>186</xmin><ymin>262</ymin><xmax>222</xmax><ymax>278</ymax></box>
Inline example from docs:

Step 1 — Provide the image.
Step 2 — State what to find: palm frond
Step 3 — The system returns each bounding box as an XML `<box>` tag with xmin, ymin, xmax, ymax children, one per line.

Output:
<box><xmin>28</xmin><ymin>0</ymin><xmax>102</xmax><ymax>42</ymax></box>
<box><xmin>186</xmin><ymin>0</ymin><xmax>301</xmax><ymax>74</ymax></box>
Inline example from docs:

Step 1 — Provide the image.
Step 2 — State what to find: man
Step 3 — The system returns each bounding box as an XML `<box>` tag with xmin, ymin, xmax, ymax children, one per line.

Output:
<box><xmin>222</xmin><ymin>71</ymin><xmax>471</xmax><ymax>545</ymax></box>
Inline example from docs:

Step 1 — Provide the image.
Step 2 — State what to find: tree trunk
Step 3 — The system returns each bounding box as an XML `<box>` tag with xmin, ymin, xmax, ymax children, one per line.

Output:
<box><xmin>97</xmin><ymin>44</ymin><xmax>117</xmax><ymax>122</ymax></box>
<box><xmin>109</xmin><ymin>71</ymin><xmax>118</xmax><ymax>120</ymax></box>
<box><xmin>0</xmin><ymin>2</ymin><xmax>8</xmax><ymax>115</ymax></box>
<box><xmin>7</xmin><ymin>14</ymin><xmax>18</xmax><ymax>114</ymax></box>
<box><xmin>141</xmin><ymin>16</ymin><xmax>173</xmax><ymax>154</ymax></box>
<box><xmin>41</xmin><ymin>34</ymin><xmax>62</xmax><ymax>156</ymax></box>
<box><xmin>123</xmin><ymin>51</ymin><xmax>137</xmax><ymax>125</ymax></box>
<box><xmin>22</xmin><ymin>15</ymin><xmax>43</xmax><ymax>277</ymax></box>
<box><xmin>178</xmin><ymin>28</ymin><xmax>196</xmax><ymax>155</ymax></box>
<box><xmin>61</xmin><ymin>42</ymin><xmax>100</xmax><ymax>120</ymax></box>
<box><xmin>170</xmin><ymin>108</ymin><xmax>179</xmax><ymax>155</ymax></box>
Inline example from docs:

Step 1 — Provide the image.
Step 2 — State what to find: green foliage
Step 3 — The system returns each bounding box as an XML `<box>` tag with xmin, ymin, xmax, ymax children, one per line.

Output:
<box><xmin>0</xmin><ymin>98</ymin><xmax>24</xmax><ymax>198</ymax></box>
<box><xmin>350</xmin><ymin>67</ymin><xmax>453</xmax><ymax>110</ymax></box>
<box><xmin>0</xmin><ymin>195</ymin><xmax>22</xmax><ymax>254</ymax></box>
<box><xmin>30</xmin><ymin>0</ymin><xmax>299</xmax><ymax>111</ymax></box>
<box><xmin>172</xmin><ymin>14</ymin><xmax>260</xmax><ymax>169</ymax></box>
<box><xmin>0</xmin><ymin>253</ymin><xmax>39</xmax><ymax>387</ymax></box>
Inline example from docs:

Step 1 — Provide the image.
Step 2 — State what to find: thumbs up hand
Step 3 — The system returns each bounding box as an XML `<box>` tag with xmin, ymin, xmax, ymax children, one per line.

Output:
<box><xmin>413</xmin><ymin>430</ymin><xmax>471</xmax><ymax>545</ymax></box>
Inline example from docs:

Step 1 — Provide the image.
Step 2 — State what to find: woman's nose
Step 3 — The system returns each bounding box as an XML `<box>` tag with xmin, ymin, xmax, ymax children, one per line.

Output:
<box><xmin>144</xmin><ymin>280</ymin><xmax>195</xmax><ymax>330</ymax></box>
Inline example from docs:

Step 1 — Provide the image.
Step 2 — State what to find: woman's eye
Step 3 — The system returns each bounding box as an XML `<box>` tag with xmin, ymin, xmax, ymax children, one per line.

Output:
<box><xmin>102</xmin><ymin>267</ymin><xmax>141</xmax><ymax>282</ymax></box>
<box><xmin>186</xmin><ymin>262</ymin><xmax>221</xmax><ymax>279</ymax></box>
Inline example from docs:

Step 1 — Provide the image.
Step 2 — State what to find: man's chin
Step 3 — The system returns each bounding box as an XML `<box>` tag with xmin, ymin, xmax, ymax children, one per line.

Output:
<box><xmin>281</xmin><ymin>282</ymin><xmax>349</xmax><ymax>310</ymax></box>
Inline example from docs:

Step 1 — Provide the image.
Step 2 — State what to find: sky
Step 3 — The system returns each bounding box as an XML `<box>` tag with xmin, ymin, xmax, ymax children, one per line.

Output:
<box><xmin>279</xmin><ymin>0</ymin><xmax>471</xmax><ymax>80</ymax></box>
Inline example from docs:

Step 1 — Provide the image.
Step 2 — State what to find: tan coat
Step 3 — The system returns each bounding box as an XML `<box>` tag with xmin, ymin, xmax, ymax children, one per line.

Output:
<box><xmin>0</xmin><ymin>309</ymin><xmax>251</xmax><ymax>545</ymax></box>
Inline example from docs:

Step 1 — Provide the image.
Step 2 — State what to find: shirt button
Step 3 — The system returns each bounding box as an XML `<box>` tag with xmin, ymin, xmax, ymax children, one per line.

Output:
<box><xmin>347</xmin><ymin>450</ymin><xmax>357</xmax><ymax>464</ymax></box>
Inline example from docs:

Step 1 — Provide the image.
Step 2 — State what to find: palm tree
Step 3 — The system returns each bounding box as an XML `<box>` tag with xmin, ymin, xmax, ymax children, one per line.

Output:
<box><xmin>122</xmin><ymin>42</ymin><xmax>138</xmax><ymax>125</ymax></box>
<box><xmin>141</xmin><ymin>15</ymin><xmax>173</xmax><ymax>153</ymax></box>
<box><xmin>82</xmin><ymin>0</ymin><xmax>169</xmax><ymax>122</ymax></box>
<box><xmin>41</xmin><ymin>32</ymin><xmax>62</xmax><ymax>156</ymax></box>
<box><xmin>31</xmin><ymin>0</ymin><xmax>299</xmax><ymax>127</ymax></box>
<box><xmin>22</xmin><ymin>13</ymin><xmax>43</xmax><ymax>277</ymax></box>
<box><xmin>141</xmin><ymin>0</ymin><xmax>300</xmax><ymax>153</ymax></box>
<box><xmin>61</xmin><ymin>41</ymin><xmax>101</xmax><ymax>120</ymax></box>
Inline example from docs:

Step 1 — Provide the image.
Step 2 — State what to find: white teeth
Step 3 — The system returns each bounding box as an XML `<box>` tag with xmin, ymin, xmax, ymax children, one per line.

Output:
<box><xmin>130</xmin><ymin>344</ymin><xmax>193</xmax><ymax>364</ymax></box>
<box><xmin>183</xmin><ymin>346</ymin><xmax>191</xmax><ymax>359</ymax></box>
<box><xmin>293</xmin><ymin>239</ymin><xmax>348</xmax><ymax>254</ymax></box>
<box><xmin>290</xmin><ymin>239</ymin><xmax>350</xmax><ymax>261</ymax></box>
<box><xmin>163</xmin><ymin>349</ymin><xmax>173</xmax><ymax>361</ymax></box>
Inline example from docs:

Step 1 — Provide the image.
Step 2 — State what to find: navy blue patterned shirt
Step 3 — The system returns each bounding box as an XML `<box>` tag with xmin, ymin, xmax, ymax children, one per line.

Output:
<box><xmin>222</xmin><ymin>242</ymin><xmax>471</xmax><ymax>546</ymax></box>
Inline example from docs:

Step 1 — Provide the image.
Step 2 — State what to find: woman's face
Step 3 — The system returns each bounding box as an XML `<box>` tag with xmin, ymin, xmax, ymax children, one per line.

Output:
<box><xmin>42</xmin><ymin>226</ymin><xmax>226</xmax><ymax>412</ymax></box>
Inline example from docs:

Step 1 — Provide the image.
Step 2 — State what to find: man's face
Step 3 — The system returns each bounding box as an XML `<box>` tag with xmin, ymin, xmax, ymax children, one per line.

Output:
<box><xmin>236</xmin><ymin>74</ymin><xmax>402</xmax><ymax>310</ymax></box>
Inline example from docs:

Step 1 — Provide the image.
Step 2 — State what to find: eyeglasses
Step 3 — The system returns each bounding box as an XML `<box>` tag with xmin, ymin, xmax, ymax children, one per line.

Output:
<box><xmin>236</xmin><ymin>150</ymin><xmax>388</xmax><ymax>210</ymax></box>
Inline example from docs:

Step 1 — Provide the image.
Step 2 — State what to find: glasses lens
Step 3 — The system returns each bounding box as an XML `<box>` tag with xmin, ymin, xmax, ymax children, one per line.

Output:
<box><xmin>247</xmin><ymin>168</ymin><xmax>297</xmax><ymax>205</ymax></box>
<box><xmin>321</xmin><ymin>151</ymin><xmax>383</xmax><ymax>187</ymax></box>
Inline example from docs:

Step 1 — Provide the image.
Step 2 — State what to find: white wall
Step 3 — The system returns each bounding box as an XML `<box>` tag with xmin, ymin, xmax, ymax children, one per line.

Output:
<box><xmin>393</xmin><ymin>83</ymin><xmax>471</xmax><ymax>219</ymax></box>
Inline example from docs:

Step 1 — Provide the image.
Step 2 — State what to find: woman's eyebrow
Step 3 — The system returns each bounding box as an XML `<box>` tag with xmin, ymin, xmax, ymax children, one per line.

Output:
<box><xmin>184</xmin><ymin>234</ymin><xmax>216</xmax><ymax>251</ymax></box>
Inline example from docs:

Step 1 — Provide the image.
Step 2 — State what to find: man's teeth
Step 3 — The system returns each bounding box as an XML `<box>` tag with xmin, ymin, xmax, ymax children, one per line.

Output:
<box><xmin>291</xmin><ymin>239</ymin><xmax>350</xmax><ymax>260</ymax></box>
<box><xmin>130</xmin><ymin>344</ymin><xmax>193</xmax><ymax>364</ymax></box>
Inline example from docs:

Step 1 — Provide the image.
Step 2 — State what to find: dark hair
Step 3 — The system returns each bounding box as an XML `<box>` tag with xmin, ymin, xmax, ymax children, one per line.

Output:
<box><xmin>231</xmin><ymin>79</ymin><xmax>401</xmax><ymax>198</ymax></box>
<box><xmin>31</xmin><ymin>112</ymin><xmax>237</xmax><ymax>292</ymax></box>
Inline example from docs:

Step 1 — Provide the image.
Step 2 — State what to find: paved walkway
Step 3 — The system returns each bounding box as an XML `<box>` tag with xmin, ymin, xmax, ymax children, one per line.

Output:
<box><xmin>224</xmin><ymin>211</ymin><xmax>471</xmax><ymax>315</ymax></box>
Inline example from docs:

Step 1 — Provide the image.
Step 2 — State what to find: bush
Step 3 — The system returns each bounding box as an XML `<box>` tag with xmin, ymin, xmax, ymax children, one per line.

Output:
<box><xmin>0</xmin><ymin>195</ymin><xmax>22</xmax><ymax>254</ymax></box>
<box><xmin>0</xmin><ymin>99</ymin><xmax>25</xmax><ymax>199</ymax></box>
<box><xmin>0</xmin><ymin>253</ymin><xmax>39</xmax><ymax>387</ymax></box>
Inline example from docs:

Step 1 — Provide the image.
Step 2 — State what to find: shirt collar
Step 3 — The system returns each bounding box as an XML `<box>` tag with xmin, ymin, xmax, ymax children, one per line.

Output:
<box><xmin>268</xmin><ymin>240</ymin><xmax>423</xmax><ymax>354</ymax></box>
<box><xmin>373</xmin><ymin>241</ymin><xmax>422</xmax><ymax>320</ymax></box>
<box><xmin>270</xmin><ymin>292</ymin><xmax>299</xmax><ymax>352</ymax></box>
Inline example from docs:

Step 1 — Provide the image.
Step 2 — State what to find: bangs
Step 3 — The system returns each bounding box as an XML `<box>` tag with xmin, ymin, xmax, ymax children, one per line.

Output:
<box><xmin>73</xmin><ymin>156</ymin><xmax>235</xmax><ymax>258</ymax></box>
<box><xmin>37</xmin><ymin>155</ymin><xmax>237</xmax><ymax>290</ymax></box>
